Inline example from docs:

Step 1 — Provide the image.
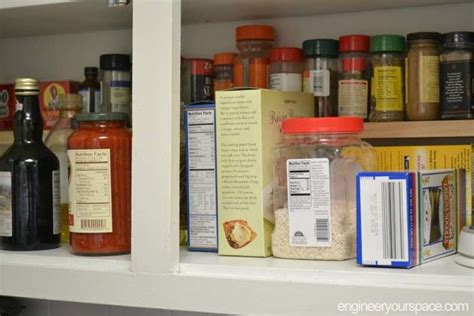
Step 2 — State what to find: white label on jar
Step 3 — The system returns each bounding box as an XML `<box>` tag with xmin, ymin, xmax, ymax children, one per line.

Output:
<box><xmin>186</xmin><ymin>109</ymin><xmax>217</xmax><ymax>249</ymax></box>
<box><xmin>310</xmin><ymin>70</ymin><xmax>330</xmax><ymax>97</ymax></box>
<box><xmin>52</xmin><ymin>170</ymin><xmax>60</xmax><ymax>235</ymax></box>
<box><xmin>287</xmin><ymin>158</ymin><xmax>331</xmax><ymax>247</ymax></box>
<box><xmin>0</xmin><ymin>171</ymin><xmax>12</xmax><ymax>237</ymax></box>
<box><xmin>68</xmin><ymin>149</ymin><xmax>113</xmax><ymax>233</ymax></box>
<box><xmin>270</xmin><ymin>73</ymin><xmax>302</xmax><ymax>92</ymax></box>
<box><xmin>338</xmin><ymin>79</ymin><xmax>368</xmax><ymax>118</ymax></box>
<box><xmin>110</xmin><ymin>80</ymin><xmax>131</xmax><ymax>115</ymax></box>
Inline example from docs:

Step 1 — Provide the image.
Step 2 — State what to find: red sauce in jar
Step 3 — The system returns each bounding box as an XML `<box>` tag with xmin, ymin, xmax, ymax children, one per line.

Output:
<box><xmin>68</xmin><ymin>112</ymin><xmax>131</xmax><ymax>255</ymax></box>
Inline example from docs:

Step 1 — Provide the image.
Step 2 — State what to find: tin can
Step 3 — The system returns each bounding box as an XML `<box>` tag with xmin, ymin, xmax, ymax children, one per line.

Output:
<box><xmin>190</xmin><ymin>59</ymin><xmax>214</xmax><ymax>102</ymax></box>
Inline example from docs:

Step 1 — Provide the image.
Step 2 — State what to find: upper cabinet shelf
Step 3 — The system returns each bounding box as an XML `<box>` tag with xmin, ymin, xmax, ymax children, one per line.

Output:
<box><xmin>0</xmin><ymin>0</ymin><xmax>132</xmax><ymax>38</ymax></box>
<box><xmin>181</xmin><ymin>0</ymin><xmax>471</xmax><ymax>24</ymax></box>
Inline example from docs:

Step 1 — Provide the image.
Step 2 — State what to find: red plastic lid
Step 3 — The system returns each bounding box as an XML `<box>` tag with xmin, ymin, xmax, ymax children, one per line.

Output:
<box><xmin>269</xmin><ymin>47</ymin><xmax>304</xmax><ymax>63</ymax></box>
<box><xmin>236</xmin><ymin>25</ymin><xmax>275</xmax><ymax>41</ymax></box>
<box><xmin>190</xmin><ymin>58</ymin><xmax>213</xmax><ymax>75</ymax></box>
<box><xmin>282</xmin><ymin>117</ymin><xmax>364</xmax><ymax>134</ymax></box>
<box><xmin>339</xmin><ymin>35</ymin><xmax>370</xmax><ymax>52</ymax></box>
<box><xmin>342</xmin><ymin>57</ymin><xmax>366</xmax><ymax>72</ymax></box>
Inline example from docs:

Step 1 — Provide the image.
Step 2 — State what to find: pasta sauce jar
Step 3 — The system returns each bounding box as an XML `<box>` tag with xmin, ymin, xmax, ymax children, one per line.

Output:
<box><xmin>68</xmin><ymin>112</ymin><xmax>132</xmax><ymax>255</ymax></box>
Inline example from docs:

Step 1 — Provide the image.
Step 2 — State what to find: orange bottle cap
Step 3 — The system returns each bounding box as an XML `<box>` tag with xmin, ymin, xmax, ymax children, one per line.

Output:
<box><xmin>214</xmin><ymin>53</ymin><xmax>237</xmax><ymax>65</ymax></box>
<box><xmin>236</xmin><ymin>25</ymin><xmax>275</xmax><ymax>41</ymax></box>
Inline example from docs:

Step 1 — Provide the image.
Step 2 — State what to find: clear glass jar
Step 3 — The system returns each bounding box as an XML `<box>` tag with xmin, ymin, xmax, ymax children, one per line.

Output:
<box><xmin>45</xmin><ymin>93</ymin><xmax>82</xmax><ymax>243</ymax></box>
<box><xmin>302</xmin><ymin>39</ymin><xmax>339</xmax><ymax>117</ymax></box>
<box><xmin>406</xmin><ymin>32</ymin><xmax>441</xmax><ymax>121</ymax></box>
<box><xmin>269</xmin><ymin>47</ymin><xmax>304</xmax><ymax>92</ymax></box>
<box><xmin>213</xmin><ymin>53</ymin><xmax>236</xmax><ymax>92</ymax></box>
<box><xmin>272</xmin><ymin>117</ymin><xmax>376</xmax><ymax>260</ymax></box>
<box><xmin>234</xmin><ymin>25</ymin><xmax>275</xmax><ymax>87</ymax></box>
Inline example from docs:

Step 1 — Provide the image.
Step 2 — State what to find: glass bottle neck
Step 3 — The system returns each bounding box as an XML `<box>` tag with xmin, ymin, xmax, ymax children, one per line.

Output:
<box><xmin>85</xmin><ymin>74</ymin><xmax>98</xmax><ymax>81</ymax></box>
<box><xmin>14</xmin><ymin>94</ymin><xmax>44</xmax><ymax>143</ymax></box>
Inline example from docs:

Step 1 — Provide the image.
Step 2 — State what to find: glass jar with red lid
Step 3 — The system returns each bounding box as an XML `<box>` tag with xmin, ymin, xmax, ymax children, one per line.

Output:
<box><xmin>272</xmin><ymin>117</ymin><xmax>376</xmax><ymax>260</ymax></box>
<box><xmin>338</xmin><ymin>35</ymin><xmax>370</xmax><ymax>119</ymax></box>
<box><xmin>68</xmin><ymin>112</ymin><xmax>132</xmax><ymax>255</ymax></box>
<box><xmin>269</xmin><ymin>47</ymin><xmax>304</xmax><ymax>92</ymax></box>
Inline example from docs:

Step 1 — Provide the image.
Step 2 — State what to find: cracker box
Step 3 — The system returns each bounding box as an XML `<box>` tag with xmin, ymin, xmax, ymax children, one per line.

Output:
<box><xmin>216</xmin><ymin>89</ymin><xmax>314</xmax><ymax>257</ymax></box>
<box><xmin>0</xmin><ymin>84</ymin><xmax>15</xmax><ymax>130</ymax></box>
<box><xmin>185</xmin><ymin>101</ymin><xmax>218</xmax><ymax>252</ymax></box>
<box><xmin>39</xmin><ymin>81</ymin><xmax>80</xmax><ymax>129</ymax></box>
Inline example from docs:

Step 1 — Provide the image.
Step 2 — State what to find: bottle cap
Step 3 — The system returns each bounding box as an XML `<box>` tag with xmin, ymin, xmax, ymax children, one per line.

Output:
<box><xmin>58</xmin><ymin>93</ymin><xmax>83</xmax><ymax>111</ymax></box>
<box><xmin>370</xmin><ymin>35</ymin><xmax>405</xmax><ymax>53</ymax></box>
<box><xmin>236</xmin><ymin>25</ymin><xmax>275</xmax><ymax>41</ymax></box>
<box><xmin>100</xmin><ymin>54</ymin><xmax>131</xmax><ymax>71</ymax></box>
<box><xmin>302</xmin><ymin>39</ymin><xmax>339</xmax><ymax>58</ymax></box>
<box><xmin>407</xmin><ymin>32</ymin><xmax>441</xmax><ymax>42</ymax></box>
<box><xmin>213</xmin><ymin>53</ymin><xmax>236</xmax><ymax>65</ymax></box>
<box><xmin>84</xmin><ymin>67</ymin><xmax>99</xmax><ymax>76</ymax></box>
<box><xmin>14</xmin><ymin>78</ymin><xmax>40</xmax><ymax>95</ymax></box>
<box><xmin>441</xmin><ymin>32</ymin><xmax>474</xmax><ymax>49</ymax></box>
<box><xmin>269</xmin><ymin>47</ymin><xmax>304</xmax><ymax>63</ymax></box>
<box><xmin>339</xmin><ymin>35</ymin><xmax>370</xmax><ymax>53</ymax></box>
<box><xmin>342</xmin><ymin>58</ymin><xmax>366</xmax><ymax>72</ymax></box>
<box><xmin>75</xmin><ymin>112</ymin><xmax>129</xmax><ymax>122</ymax></box>
<box><xmin>282</xmin><ymin>117</ymin><xmax>363</xmax><ymax>134</ymax></box>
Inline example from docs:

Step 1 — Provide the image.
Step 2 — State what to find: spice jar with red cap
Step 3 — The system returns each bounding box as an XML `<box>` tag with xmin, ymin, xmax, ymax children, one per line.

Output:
<box><xmin>272</xmin><ymin>117</ymin><xmax>376</xmax><ymax>260</ymax></box>
<box><xmin>213</xmin><ymin>53</ymin><xmax>236</xmax><ymax>92</ymax></box>
<box><xmin>269</xmin><ymin>47</ymin><xmax>304</xmax><ymax>92</ymax></box>
<box><xmin>338</xmin><ymin>35</ymin><xmax>370</xmax><ymax>119</ymax></box>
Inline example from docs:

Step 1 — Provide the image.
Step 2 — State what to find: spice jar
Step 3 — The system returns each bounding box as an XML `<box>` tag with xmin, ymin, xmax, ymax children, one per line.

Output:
<box><xmin>440</xmin><ymin>32</ymin><xmax>474</xmax><ymax>119</ymax></box>
<box><xmin>269</xmin><ymin>47</ymin><xmax>304</xmax><ymax>92</ymax></box>
<box><xmin>99</xmin><ymin>54</ymin><xmax>131</xmax><ymax>116</ymax></box>
<box><xmin>302</xmin><ymin>39</ymin><xmax>339</xmax><ymax>117</ymax></box>
<box><xmin>369</xmin><ymin>35</ymin><xmax>406</xmax><ymax>122</ymax></box>
<box><xmin>272</xmin><ymin>117</ymin><xmax>376</xmax><ymax>260</ymax></box>
<box><xmin>190</xmin><ymin>58</ymin><xmax>214</xmax><ymax>102</ymax></box>
<box><xmin>338</xmin><ymin>35</ymin><xmax>370</xmax><ymax>119</ymax></box>
<box><xmin>213</xmin><ymin>53</ymin><xmax>236</xmax><ymax>92</ymax></box>
<box><xmin>68</xmin><ymin>112</ymin><xmax>132</xmax><ymax>255</ymax></box>
<box><xmin>406</xmin><ymin>32</ymin><xmax>441</xmax><ymax>121</ymax></box>
<box><xmin>234</xmin><ymin>25</ymin><xmax>275</xmax><ymax>88</ymax></box>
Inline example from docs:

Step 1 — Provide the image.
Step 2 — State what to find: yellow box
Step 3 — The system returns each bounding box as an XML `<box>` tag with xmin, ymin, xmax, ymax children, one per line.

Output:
<box><xmin>216</xmin><ymin>89</ymin><xmax>314</xmax><ymax>257</ymax></box>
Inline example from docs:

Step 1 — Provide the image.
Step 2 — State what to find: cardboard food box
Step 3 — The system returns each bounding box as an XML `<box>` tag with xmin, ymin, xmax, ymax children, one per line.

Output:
<box><xmin>39</xmin><ymin>81</ymin><xmax>80</xmax><ymax>129</ymax></box>
<box><xmin>356</xmin><ymin>169</ymin><xmax>462</xmax><ymax>268</ymax></box>
<box><xmin>0</xmin><ymin>84</ymin><xmax>16</xmax><ymax>131</ymax></box>
<box><xmin>375</xmin><ymin>145</ymin><xmax>472</xmax><ymax>226</ymax></box>
<box><xmin>185</xmin><ymin>101</ymin><xmax>218</xmax><ymax>252</ymax></box>
<box><xmin>215</xmin><ymin>89</ymin><xmax>314</xmax><ymax>257</ymax></box>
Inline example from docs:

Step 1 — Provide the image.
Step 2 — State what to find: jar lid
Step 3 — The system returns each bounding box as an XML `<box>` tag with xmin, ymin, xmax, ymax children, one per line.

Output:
<box><xmin>302</xmin><ymin>39</ymin><xmax>339</xmax><ymax>58</ymax></box>
<box><xmin>282</xmin><ymin>117</ymin><xmax>363</xmax><ymax>134</ymax></box>
<box><xmin>407</xmin><ymin>32</ymin><xmax>441</xmax><ymax>42</ymax></box>
<box><xmin>190</xmin><ymin>58</ymin><xmax>213</xmax><ymax>75</ymax></box>
<box><xmin>100</xmin><ymin>54</ymin><xmax>131</xmax><ymax>71</ymax></box>
<box><xmin>75</xmin><ymin>112</ymin><xmax>129</xmax><ymax>122</ymax></box>
<box><xmin>213</xmin><ymin>53</ymin><xmax>236</xmax><ymax>65</ymax></box>
<box><xmin>84</xmin><ymin>67</ymin><xmax>99</xmax><ymax>76</ymax></box>
<box><xmin>342</xmin><ymin>58</ymin><xmax>366</xmax><ymax>72</ymax></box>
<box><xmin>14</xmin><ymin>78</ymin><xmax>40</xmax><ymax>95</ymax></box>
<box><xmin>236</xmin><ymin>25</ymin><xmax>275</xmax><ymax>41</ymax></box>
<box><xmin>58</xmin><ymin>93</ymin><xmax>82</xmax><ymax>111</ymax></box>
<box><xmin>370</xmin><ymin>35</ymin><xmax>405</xmax><ymax>53</ymax></box>
<box><xmin>269</xmin><ymin>47</ymin><xmax>304</xmax><ymax>62</ymax></box>
<box><xmin>339</xmin><ymin>35</ymin><xmax>370</xmax><ymax>53</ymax></box>
<box><xmin>441</xmin><ymin>32</ymin><xmax>474</xmax><ymax>49</ymax></box>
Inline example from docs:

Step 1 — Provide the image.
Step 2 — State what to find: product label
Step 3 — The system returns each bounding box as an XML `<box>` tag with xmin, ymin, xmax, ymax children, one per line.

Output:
<box><xmin>186</xmin><ymin>109</ymin><xmax>217</xmax><ymax>249</ymax></box>
<box><xmin>440</xmin><ymin>61</ymin><xmax>473</xmax><ymax>115</ymax></box>
<box><xmin>372</xmin><ymin>66</ymin><xmax>404</xmax><ymax>112</ymax></box>
<box><xmin>0</xmin><ymin>171</ymin><xmax>12</xmax><ymax>237</ymax></box>
<box><xmin>338</xmin><ymin>79</ymin><xmax>368</xmax><ymax>118</ymax></box>
<box><xmin>79</xmin><ymin>88</ymin><xmax>101</xmax><ymax>113</ymax></box>
<box><xmin>191</xmin><ymin>75</ymin><xmax>213</xmax><ymax>102</ymax></box>
<box><xmin>287</xmin><ymin>158</ymin><xmax>331</xmax><ymax>247</ymax></box>
<box><xmin>420</xmin><ymin>56</ymin><xmax>440</xmax><ymax>103</ymax></box>
<box><xmin>68</xmin><ymin>149</ymin><xmax>113</xmax><ymax>233</ymax></box>
<box><xmin>310</xmin><ymin>70</ymin><xmax>330</xmax><ymax>97</ymax></box>
<box><xmin>0</xmin><ymin>89</ymin><xmax>10</xmax><ymax>118</ymax></box>
<box><xmin>270</xmin><ymin>73</ymin><xmax>302</xmax><ymax>92</ymax></box>
<box><xmin>52</xmin><ymin>170</ymin><xmax>60</xmax><ymax>235</ymax></box>
<box><xmin>110</xmin><ymin>80</ymin><xmax>131</xmax><ymax>114</ymax></box>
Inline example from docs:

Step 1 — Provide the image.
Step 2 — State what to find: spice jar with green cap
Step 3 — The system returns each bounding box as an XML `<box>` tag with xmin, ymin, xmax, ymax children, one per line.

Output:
<box><xmin>303</xmin><ymin>39</ymin><xmax>339</xmax><ymax>117</ymax></box>
<box><xmin>369</xmin><ymin>35</ymin><xmax>406</xmax><ymax>122</ymax></box>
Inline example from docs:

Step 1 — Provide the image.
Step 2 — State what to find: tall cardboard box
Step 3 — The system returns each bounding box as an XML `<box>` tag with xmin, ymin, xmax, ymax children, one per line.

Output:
<box><xmin>216</xmin><ymin>89</ymin><xmax>314</xmax><ymax>257</ymax></box>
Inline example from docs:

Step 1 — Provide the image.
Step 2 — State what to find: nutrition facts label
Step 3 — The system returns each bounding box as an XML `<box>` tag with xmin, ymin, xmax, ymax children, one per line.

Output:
<box><xmin>186</xmin><ymin>109</ymin><xmax>217</xmax><ymax>249</ymax></box>
<box><xmin>287</xmin><ymin>158</ymin><xmax>331</xmax><ymax>247</ymax></box>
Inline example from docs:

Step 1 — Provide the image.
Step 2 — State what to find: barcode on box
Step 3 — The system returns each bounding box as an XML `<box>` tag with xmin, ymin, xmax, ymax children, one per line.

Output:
<box><xmin>315</xmin><ymin>218</ymin><xmax>329</xmax><ymax>242</ymax></box>
<box><xmin>381</xmin><ymin>181</ymin><xmax>406</xmax><ymax>260</ymax></box>
<box><xmin>81</xmin><ymin>219</ymin><xmax>107</xmax><ymax>231</ymax></box>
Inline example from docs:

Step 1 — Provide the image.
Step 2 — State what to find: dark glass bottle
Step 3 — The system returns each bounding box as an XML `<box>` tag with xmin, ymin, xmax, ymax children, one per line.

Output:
<box><xmin>0</xmin><ymin>78</ymin><xmax>60</xmax><ymax>250</ymax></box>
<box><xmin>79</xmin><ymin>67</ymin><xmax>101</xmax><ymax>113</ymax></box>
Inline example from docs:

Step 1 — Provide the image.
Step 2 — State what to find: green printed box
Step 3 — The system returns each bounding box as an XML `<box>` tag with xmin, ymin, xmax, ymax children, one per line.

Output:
<box><xmin>216</xmin><ymin>89</ymin><xmax>314</xmax><ymax>257</ymax></box>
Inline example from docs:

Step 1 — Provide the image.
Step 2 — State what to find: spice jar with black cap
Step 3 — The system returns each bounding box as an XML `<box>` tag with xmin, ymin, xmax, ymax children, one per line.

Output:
<box><xmin>99</xmin><ymin>54</ymin><xmax>132</xmax><ymax>116</ymax></box>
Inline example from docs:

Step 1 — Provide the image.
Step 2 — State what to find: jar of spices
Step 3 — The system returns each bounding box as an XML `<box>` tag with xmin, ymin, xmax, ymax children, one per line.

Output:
<box><xmin>269</xmin><ymin>47</ymin><xmax>304</xmax><ymax>92</ymax></box>
<box><xmin>213</xmin><ymin>53</ymin><xmax>236</xmax><ymax>92</ymax></box>
<box><xmin>338</xmin><ymin>35</ymin><xmax>370</xmax><ymax>119</ymax></box>
<box><xmin>272</xmin><ymin>117</ymin><xmax>376</xmax><ymax>260</ymax></box>
<box><xmin>369</xmin><ymin>35</ymin><xmax>406</xmax><ymax>122</ymax></box>
<box><xmin>68</xmin><ymin>112</ymin><xmax>132</xmax><ymax>255</ymax></box>
<box><xmin>406</xmin><ymin>32</ymin><xmax>441</xmax><ymax>121</ymax></box>
<box><xmin>302</xmin><ymin>39</ymin><xmax>339</xmax><ymax>117</ymax></box>
<box><xmin>190</xmin><ymin>58</ymin><xmax>214</xmax><ymax>102</ymax></box>
<box><xmin>99</xmin><ymin>54</ymin><xmax>131</xmax><ymax>116</ymax></box>
<box><xmin>440</xmin><ymin>32</ymin><xmax>474</xmax><ymax>119</ymax></box>
<box><xmin>234</xmin><ymin>25</ymin><xmax>275</xmax><ymax>88</ymax></box>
